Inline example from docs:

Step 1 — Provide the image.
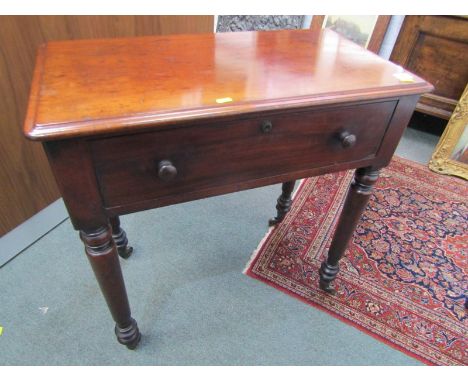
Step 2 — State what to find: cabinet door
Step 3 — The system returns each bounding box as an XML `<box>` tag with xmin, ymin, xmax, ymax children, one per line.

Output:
<box><xmin>390</xmin><ymin>15</ymin><xmax>468</xmax><ymax>119</ymax></box>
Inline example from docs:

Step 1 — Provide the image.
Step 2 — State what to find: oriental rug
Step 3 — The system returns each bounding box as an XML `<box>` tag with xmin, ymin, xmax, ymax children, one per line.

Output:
<box><xmin>245</xmin><ymin>156</ymin><xmax>467</xmax><ymax>365</ymax></box>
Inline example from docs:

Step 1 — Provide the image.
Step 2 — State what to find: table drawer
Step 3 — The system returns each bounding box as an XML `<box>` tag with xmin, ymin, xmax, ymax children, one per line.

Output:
<box><xmin>91</xmin><ymin>101</ymin><xmax>397</xmax><ymax>207</ymax></box>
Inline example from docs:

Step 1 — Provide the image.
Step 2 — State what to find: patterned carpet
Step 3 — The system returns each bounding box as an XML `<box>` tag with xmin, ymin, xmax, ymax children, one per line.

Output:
<box><xmin>245</xmin><ymin>157</ymin><xmax>467</xmax><ymax>365</ymax></box>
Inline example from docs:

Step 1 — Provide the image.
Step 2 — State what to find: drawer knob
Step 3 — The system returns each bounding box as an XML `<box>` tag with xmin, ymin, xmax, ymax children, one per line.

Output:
<box><xmin>339</xmin><ymin>132</ymin><xmax>357</xmax><ymax>148</ymax></box>
<box><xmin>261</xmin><ymin>120</ymin><xmax>273</xmax><ymax>133</ymax></box>
<box><xmin>158</xmin><ymin>160</ymin><xmax>177</xmax><ymax>181</ymax></box>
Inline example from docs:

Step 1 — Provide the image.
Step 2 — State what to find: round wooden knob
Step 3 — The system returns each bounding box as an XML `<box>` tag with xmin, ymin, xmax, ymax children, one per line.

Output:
<box><xmin>158</xmin><ymin>160</ymin><xmax>177</xmax><ymax>181</ymax></box>
<box><xmin>339</xmin><ymin>132</ymin><xmax>357</xmax><ymax>148</ymax></box>
<box><xmin>261</xmin><ymin>120</ymin><xmax>273</xmax><ymax>133</ymax></box>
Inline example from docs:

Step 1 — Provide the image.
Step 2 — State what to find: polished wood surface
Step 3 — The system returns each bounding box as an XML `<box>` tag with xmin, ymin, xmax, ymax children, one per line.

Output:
<box><xmin>92</xmin><ymin>100</ymin><xmax>396</xmax><ymax>210</ymax></box>
<box><xmin>25</xmin><ymin>29</ymin><xmax>431</xmax><ymax>141</ymax></box>
<box><xmin>269</xmin><ymin>180</ymin><xmax>296</xmax><ymax>226</ymax></box>
<box><xmin>319</xmin><ymin>167</ymin><xmax>380</xmax><ymax>294</ymax></box>
<box><xmin>24</xmin><ymin>29</ymin><xmax>432</xmax><ymax>349</ymax></box>
<box><xmin>0</xmin><ymin>15</ymin><xmax>213</xmax><ymax>236</ymax></box>
<box><xmin>110</xmin><ymin>216</ymin><xmax>133</xmax><ymax>259</ymax></box>
<box><xmin>390</xmin><ymin>15</ymin><xmax>468</xmax><ymax>119</ymax></box>
<box><xmin>80</xmin><ymin>225</ymin><xmax>140</xmax><ymax>348</ymax></box>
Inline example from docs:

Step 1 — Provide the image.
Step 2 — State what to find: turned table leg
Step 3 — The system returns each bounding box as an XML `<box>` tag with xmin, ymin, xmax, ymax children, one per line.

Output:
<box><xmin>110</xmin><ymin>216</ymin><xmax>133</xmax><ymax>259</ymax></box>
<box><xmin>80</xmin><ymin>225</ymin><xmax>141</xmax><ymax>349</ymax></box>
<box><xmin>269</xmin><ymin>180</ymin><xmax>297</xmax><ymax>226</ymax></box>
<box><xmin>319</xmin><ymin>167</ymin><xmax>380</xmax><ymax>294</ymax></box>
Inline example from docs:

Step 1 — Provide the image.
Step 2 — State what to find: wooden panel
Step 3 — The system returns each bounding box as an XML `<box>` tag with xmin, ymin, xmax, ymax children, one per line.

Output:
<box><xmin>0</xmin><ymin>16</ymin><xmax>59</xmax><ymax>238</ymax></box>
<box><xmin>0</xmin><ymin>16</ymin><xmax>214</xmax><ymax>236</ymax></box>
<box><xmin>408</xmin><ymin>34</ymin><xmax>466</xmax><ymax>99</ymax></box>
<box><xmin>24</xmin><ymin>29</ymin><xmax>431</xmax><ymax>141</ymax></box>
<box><xmin>390</xmin><ymin>16</ymin><xmax>468</xmax><ymax>119</ymax></box>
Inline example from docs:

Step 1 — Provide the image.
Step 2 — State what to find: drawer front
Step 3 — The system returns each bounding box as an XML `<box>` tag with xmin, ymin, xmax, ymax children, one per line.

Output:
<box><xmin>92</xmin><ymin>101</ymin><xmax>397</xmax><ymax>207</ymax></box>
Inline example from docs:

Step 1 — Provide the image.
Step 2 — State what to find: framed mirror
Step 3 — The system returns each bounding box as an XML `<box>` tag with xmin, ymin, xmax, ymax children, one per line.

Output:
<box><xmin>429</xmin><ymin>84</ymin><xmax>468</xmax><ymax>180</ymax></box>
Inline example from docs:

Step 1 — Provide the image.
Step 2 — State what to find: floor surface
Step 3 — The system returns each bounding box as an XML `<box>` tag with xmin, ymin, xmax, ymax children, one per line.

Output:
<box><xmin>0</xmin><ymin>126</ymin><xmax>440</xmax><ymax>365</ymax></box>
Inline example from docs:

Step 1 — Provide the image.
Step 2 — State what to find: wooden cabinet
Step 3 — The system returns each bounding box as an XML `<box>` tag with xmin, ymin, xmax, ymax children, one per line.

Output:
<box><xmin>390</xmin><ymin>16</ymin><xmax>468</xmax><ymax>119</ymax></box>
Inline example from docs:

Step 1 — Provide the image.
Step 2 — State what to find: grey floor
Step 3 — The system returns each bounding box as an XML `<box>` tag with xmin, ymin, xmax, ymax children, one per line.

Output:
<box><xmin>0</xmin><ymin>127</ymin><xmax>440</xmax><ymax>365</ymax></box>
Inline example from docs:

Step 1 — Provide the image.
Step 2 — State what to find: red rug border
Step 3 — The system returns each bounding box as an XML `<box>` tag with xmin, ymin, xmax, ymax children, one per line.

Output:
<box><xmin>245</xmin><ymin>262</ymin><xmax>435</xmax><ymax>365</ymax></box>
<box><xmin>243</xmin><ymin>160</ymin><xmax>457</xmax><ymax>365</ymax></box>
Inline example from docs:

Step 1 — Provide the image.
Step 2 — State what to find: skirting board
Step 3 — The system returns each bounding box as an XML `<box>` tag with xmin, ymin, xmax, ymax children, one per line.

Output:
<box><xmin>0</xmin><ymin>198</ymin><xmax>68</xmax><ymax>267</ymax></box>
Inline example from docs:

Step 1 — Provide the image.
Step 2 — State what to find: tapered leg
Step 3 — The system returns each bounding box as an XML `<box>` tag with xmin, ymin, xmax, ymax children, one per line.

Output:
<box><xmin>319</xmin><ymin>167</ymin><xmax>380</xmax><ymax>294</ymax></box>
<box><xmin>269</xmin><ymin>180</ymin><xmax>297</xmax><ymax>226</ymax></box>
<box><xmin>80</xmin><ymin>225</ymin><xmax>141</xmax><ymax>349</ymax></box>
<box><xmin>110</xmin><ymin>216</ymin><xmax>133</xmax><ymax>259</ymax></box>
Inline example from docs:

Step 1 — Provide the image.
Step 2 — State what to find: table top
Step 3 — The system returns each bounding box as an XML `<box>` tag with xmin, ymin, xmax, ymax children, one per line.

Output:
<box><xmin>24</xmin><ymin>29</ymin><xmax>432</xmax><ymax>141</ymax></box>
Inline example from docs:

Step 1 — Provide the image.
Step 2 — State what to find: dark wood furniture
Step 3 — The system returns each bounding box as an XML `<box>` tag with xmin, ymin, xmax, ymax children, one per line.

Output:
<box><xmin>24</xmin><ymin>29</ymin><xmax>432</xmax><ymax>349</ymax></box>
<box><xmin>0</xmin><ymin>15</ymin><xmax>213</xmax><ymax>237</ymax></box>
<box><xmin>390</xmin><ymin>15</ymin><xmax>468</xmax><ymax>120</ymax></box>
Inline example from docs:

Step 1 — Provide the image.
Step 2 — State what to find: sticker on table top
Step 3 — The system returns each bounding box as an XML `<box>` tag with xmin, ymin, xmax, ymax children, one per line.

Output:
<box><xmin>394</xmin><ymin>72</ymin><xmax>415</xmax><ymax>83</ymax></box>
<box><xmin>216</xmin><ymin>97</ymin><xmax>233</xmax><ymax>104</ymax></box>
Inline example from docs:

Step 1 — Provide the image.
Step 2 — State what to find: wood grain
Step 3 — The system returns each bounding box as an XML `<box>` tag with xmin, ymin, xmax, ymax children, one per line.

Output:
<box><xmin>91</xmin><ymin>100</ymin><xmax>397</xmax><ymax>209</ymax></box>
<box><xmin>367</xmin><ymin>16</ymin><xmax>391</xmax><ymax>54</ymax></box>
<box><xmin>33</xmin><ymin>27</ymin><xmax>431</xmax><ymax>347</ymax></box>
<box><xmin>309</xmin><ymin>15</ymin><xmax>325</xmax><ymax>34</ymax></box>
<box><xmin>0</xmin><ymin>16</ymin><xmax>213</xmax><ymax>236</ymax></box>
<box><xmin>24</xmin><ymin>29</ymin><xmax>431</xmax><ymax>141</ymax></box>
<box><xmin>390</xmin><ymin>15</ymin><xmax>468</xmax><ymax>119</ymax></box>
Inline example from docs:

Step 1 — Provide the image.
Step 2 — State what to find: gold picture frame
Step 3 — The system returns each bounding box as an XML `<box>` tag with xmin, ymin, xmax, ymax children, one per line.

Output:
<box><xmin>429</xmin><ymin>84</ymin><xmax>468</xmax><ymax>180</ymax></box>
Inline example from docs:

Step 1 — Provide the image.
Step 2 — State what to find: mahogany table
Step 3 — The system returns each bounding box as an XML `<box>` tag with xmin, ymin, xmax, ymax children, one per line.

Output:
<box><xmin>24</xmin><ymin>29</ymin><xmax>432</xmax><ymax>349</ymax></box>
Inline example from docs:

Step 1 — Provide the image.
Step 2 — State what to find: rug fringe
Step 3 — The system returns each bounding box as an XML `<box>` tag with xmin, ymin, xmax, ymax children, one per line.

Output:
<box><xmin>243</xmin><ymin>179</ymin><xmax>304</xmax><ymax>275</ymax></box>
<box><xmin>243</xmin><ymin>225</ymin><xmax>275</xmax><ymax>274</ymax></box>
